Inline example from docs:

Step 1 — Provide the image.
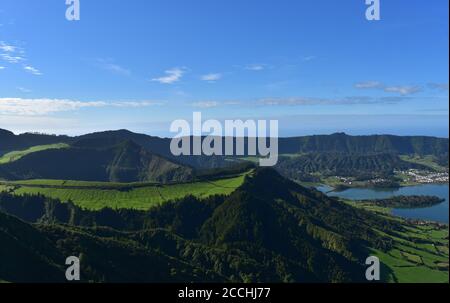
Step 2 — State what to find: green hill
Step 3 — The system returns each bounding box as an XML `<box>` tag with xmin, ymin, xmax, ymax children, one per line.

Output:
<box><xmin>0</xmin><ymin>140</ymin><xmax>194</xmax><ymax>183</ymax></box>
<box><xmin>0</xmin><ymin>143</ymin><xmax>69</xmax><ymax>164</ymax></box>
<box><xmin>1</xmin><ymin>168</ymin><xmax>446</xmax><ymax>283</ymax></box>
<box><xmin>0</xmin><ymin>211</ymin><xmax>66</xmax><ymax>282</ymax></box>
<box><xmin>278</xmin><ymin>132</ymin><xmax>449</xmax><ymax>157</ymax></box>
<box><xmin>0</xmin><ymin>129</ymin><xmax>71</xmax><ymax>156</ymax></box>
<box><xmin>275</xmin><ymin>152</ymin><xmax>428</xmax><ymax>180</ymax></box>
<box><xmin>1</xmin><ymin>129</ymin><xmax>448</xmax><ymax>171</ymax></box>
<box><xmin>0</xmin><ymin>211</ymin><xmax>221</xmax><ymax>283</ymax></box>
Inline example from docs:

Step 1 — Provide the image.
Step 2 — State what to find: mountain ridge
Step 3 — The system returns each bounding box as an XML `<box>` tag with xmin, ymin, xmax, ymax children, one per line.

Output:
<box><xmin>1</xmin><ymin>128</ymin><xmax>448</xmax><ymax>183</ymax></box>
<box><xmin>1</xmin><ymin>128</ymin><xmax>448</xmax><ymax>156</ymax></box>
<box><xmin>0</xmin><ymin>139</ymin><xmax>194</xmax><ymax>183</ymax></box>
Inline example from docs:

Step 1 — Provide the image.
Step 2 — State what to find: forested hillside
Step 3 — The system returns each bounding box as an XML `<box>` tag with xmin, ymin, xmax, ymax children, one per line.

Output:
<box><xmin>2</xmin><ymin>128</ymin><xmax>448</xmax><ymax>161</ymax></box>
<box><xmin>0</xmin><ymin>168</ymin><xmax>406</xmax><ymax>283</ymax></box>
<box><xmin>275</xmin><ymin>152</ymin><xmax>428</xmax><ymax>180</ymax></box>
<box><xmin>278</xmin><ymin>133</ymin><xmax>449</xmax><ymax>156</ymax></box>
<box><xmin>1</xmin><ymin>128</ymin><xmax>447</xmax><ymax>184</ymax></box>
<box><xmin>0</xmin><ymin>140</ymin><xmax>193</xmax><ymax>183</ymax></box>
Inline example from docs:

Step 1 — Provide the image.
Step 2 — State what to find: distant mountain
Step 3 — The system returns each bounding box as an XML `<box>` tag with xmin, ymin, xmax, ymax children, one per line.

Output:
<box><xmin>278</xmin><ymin>132</ymin><xmax>449</xmax><ymax>157</ymax></box>
<box><xmin>74</xmin><ymin>129</ymin><xmax>171</xmax><ymax>156</ymax></box>
<box><xmin>0</xmin><ymin>140</ymin><xmax>194</xmax><ymax>183</ymax></box>
<box><xmin>1</xmin><ymin>128</ymin><xmax>448</xmax><ymax>181</ymax></box>
<box><xmin>0</xmin><ymin>129</ymin><xmax>71</xmax><ymax>156</ymax></box>
<box><xmin>0</xmin><ymin>128</ymin><xmax>232</xmax><ymax>170</ymax></box>
<box><xmin>0</xmin><ymin>168</ymin><xmax>402</xmax><ymax>282</ymax></box>
<box><xmin>2</xmin><ymin>128</ymin><xmax>447</xmax><ymax>159</ymax></box>
<box><xmin>73</xmin><ymin>131</ymin><xmax>234</xmax><ymax>169</ymax></box>
<box><xmin>275</xmin><ymin>152</ymin><xmax>428</xmax><ymax>180</ymax></box>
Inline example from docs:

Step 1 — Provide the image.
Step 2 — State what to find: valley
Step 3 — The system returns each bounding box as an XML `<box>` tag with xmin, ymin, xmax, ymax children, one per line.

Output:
<box><xmin>0</xmin><ymin>168</ymin><xmax>447</xmax><ymax>283</ymax></box>
<box><xmin>370</xmin><ymin>224</ymin><xmax>448</xmax><ymax>283</ymax></box>
<box><xmin>1</xmin><ymin>0</ymin><xmax>447</xmax><ymax>289</ymax></box>
<box><xmin>0</xmin><ymin>129</ymin><xmax>448</xmax><ymax>283</ymax></box>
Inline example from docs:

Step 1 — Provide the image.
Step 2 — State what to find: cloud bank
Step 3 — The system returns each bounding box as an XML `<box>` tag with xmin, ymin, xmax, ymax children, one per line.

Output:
<box><xmin>0</xmin><ymin>98</ymin><xmax>163</xmax><ymax>116</ymax></box>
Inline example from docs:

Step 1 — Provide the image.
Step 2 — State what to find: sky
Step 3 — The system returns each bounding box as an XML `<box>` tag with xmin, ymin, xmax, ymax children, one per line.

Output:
<box><xmin>0</xmin><ymin>0</ymin><xmax>448</xmax><ymax>137</ymax></box>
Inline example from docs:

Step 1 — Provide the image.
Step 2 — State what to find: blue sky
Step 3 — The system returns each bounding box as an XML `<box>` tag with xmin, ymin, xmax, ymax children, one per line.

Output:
<box><xmin>0</xmin><ymin>0</ymin><xmax>448</xmax><ymax>137</ymax></box>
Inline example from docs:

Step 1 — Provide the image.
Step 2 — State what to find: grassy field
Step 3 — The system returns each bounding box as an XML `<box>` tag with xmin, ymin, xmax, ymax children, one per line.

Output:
<box><xmin>400</xmin><ymin>155</ymin><xmax>447</xmax><ymax>172</ymax></box>
<box><xmin>341</xmin><ymin>197</ymin><xmax>449</xmax><ymax>283</ymax></box>
<box><xmin>3</xmin><ymin>179</ymin><xmax>160</xmax><ymax>188</ymax></box>
<box><xmin>371</xmin><ymin>225</ymin><xmax>449</xmax><ymax>283</ymax></box>
<box><xmin>343</xmin><ymin>200</ymin><xmax>392</xmax><ymax>214</ymax></box>
<box><xmin>0</xmin><ymin>143</ymin><xmax>69</xmax><ymax>164</ymax></box>
<box><xmin>0</xmin><ymin>173</ymin><xmax>247</xmax><ymax>210</ymax></box>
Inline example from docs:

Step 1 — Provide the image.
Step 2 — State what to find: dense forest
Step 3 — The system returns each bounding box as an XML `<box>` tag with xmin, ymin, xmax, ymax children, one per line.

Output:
<box><xmin>1</xmin><ymin>129</ymin><xmax>447</xmax><ymax>184</ymax></box>
<box><xmin>0</xmin><ymin>128</ymin><xmax>447</xmax><ymax>283</ymax></box>
<box><xmin>1</xmin><ymin>128</ymin><xmax>448</xmax><ymax>163</ymax></box>
<box><xmin>359</xmin><ymin>195</ymin><xmax>445</xmax><ymax>209</ymax></box>
<box><xmin>275</xmin><ymin>152</ymin><xmax>426</xmax><ymax>180</ymax></box>
<box><xmin>0</xmin><ymin>140</ymin><xmax>194</xmax><ymax>183</ymax></box>
<box><xmin>278</xmin><ymin>133</ymin><xmax>449</xmax><ymax>157</ymax></box>
<box><xmin>0</xmin><ymin>168</ymin><xmax>402</xmax><ymax>283</ymax></box>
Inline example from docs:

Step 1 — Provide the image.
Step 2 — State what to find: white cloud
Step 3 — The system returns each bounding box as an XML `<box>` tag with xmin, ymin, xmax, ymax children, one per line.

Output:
<box><xmin>383</xmin><ymin>85</ymin><xmax>421</xmax><ymax>95</ymax></box>
<box><xmin>0</xmin><ymin>41</ymin><xmax>16</xmax><ymax>52</ymax></box>
<box><xmin>111</xmin><ymin>101</ymin><xmax>165</xmax><ymax>107</ymax></box>
<box><xmin>302</xmin><ymin>56</ymin><xmax>316</xmax><ymax>62</ymax></box>
<box><xmin>245</xmin><ymin>64</ymin><xmax>266</xmax><ymax>71</ymax></box>
<box><xmin>223</xmin><ymin>101</ymin><xmax>240</xmax><ymax>105</ymax></box>
<box><xmin>354</xmin><ymin>81</ymin><xmax>383</xmax><ymax>89</ymax></box>
<box><xmin>260</xmin><ymin>96</ymin><xmax>410</xmax><ymax>106</ymax></box>
<box><xmin>151</xmin><ymin>68</ymin><xmax>184</xmax><ymax>84</ymax></box>
<box><xmin>0</xmin><ymin>41</ymin><xmax>43</xmax><ymax>76</ymax></box>
<box><xmin>191</xmin><ymin>101</ymin><xmax>220</xmax><ymax>108</ymax></box>
<box><xmin>96</xmin><ymin>59</ymin><xmax>131</xmax><ymax>76</ymax></box>
<box><xmin>104</xmin><ymin>63</ymin><xmax>130</xmax><ymax>76</ymax></box>
<box><xmin>17</xmin><ymin>87</ymin><xmax>32</xmax><ymax>93</ymax></box>
<box><xmin>355</xmin><ymin>81</ymin><xmax>421</xmax><ymax>96</ymax></box>
<box><xmin>0</xmin><ymin>98</ymin><xmax>105</xmax><ymax>115</ymax></box>
<box><xmin>262</xmin><ymin>97</ymin><xmax>332</xmax><ymax>106</ymax></box>
<box><xmin>201</xmin><ymin>73</ymin><xmax>222</xmax><ymax>82</ymax></box>
<box><xmin>0</xmin><ymin>66</ymin><xmax>5</xmax><ymax>70</ymax></box>
<box><xmin>0</xmin><ymin>98</ymin><xmax>163</xmax><ymax>116</ymax></box>
<box><xmin>428</xmin><ymin>82</ymin><xmax>449</xmax><ymax>91</ymax></box>
<box><xmin>1</xmin><ymin>53</ymin><xmax>25</xmax><ymax>63</ymax></box>
<box><xmin>23</xmin><ymin>65</ymin><xmax>42</xmax><ymax>76</ymax></box>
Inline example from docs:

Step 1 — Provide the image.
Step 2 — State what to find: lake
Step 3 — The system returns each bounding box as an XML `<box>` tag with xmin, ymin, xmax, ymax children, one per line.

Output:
<box><xmin>316</xmin><ymin>184</ymin><xmax>449</xmax><ymax>223</ymax></box>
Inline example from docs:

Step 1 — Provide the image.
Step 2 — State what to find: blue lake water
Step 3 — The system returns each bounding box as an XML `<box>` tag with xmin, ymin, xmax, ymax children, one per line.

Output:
<box><xmin>316</xmin><ymin>184</ymin><xmax>449</xmax><ymax>223</ymax></box>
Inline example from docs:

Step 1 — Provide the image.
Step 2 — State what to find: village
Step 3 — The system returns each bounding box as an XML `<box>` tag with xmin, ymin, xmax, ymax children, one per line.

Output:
<box><xmin>326</xmin><ymin>168</ymin><xmax>449</xmax><ymax>189</ymax></box>
<box><xmin>396</xmin><ymin>169</ymin><xmax>449</xmax><ymax>184</ymax></box>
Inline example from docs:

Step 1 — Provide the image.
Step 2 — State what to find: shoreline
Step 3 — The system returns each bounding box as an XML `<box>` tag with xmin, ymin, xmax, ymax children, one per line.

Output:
<box><xmin>316</xmin><ymin>181</ymin><xmax>449</xmax><ymax>193</ymax></box>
